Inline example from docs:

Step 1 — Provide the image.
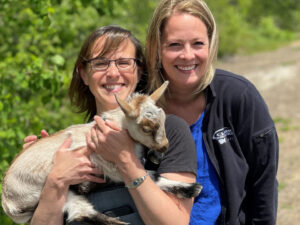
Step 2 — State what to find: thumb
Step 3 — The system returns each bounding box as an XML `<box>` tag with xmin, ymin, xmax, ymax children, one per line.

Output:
<box><xmin>59</xmin><ymin>135</ymin><xmax>73</xmax><ymax>151</ymax></box>
<box><xmin>105</xmin><ymin>119</ymin><xmax>121</xmax><ymax>131</ymax></box>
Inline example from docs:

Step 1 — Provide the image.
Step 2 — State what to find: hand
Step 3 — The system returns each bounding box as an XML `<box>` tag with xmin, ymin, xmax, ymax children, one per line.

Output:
<box><xmin>48</xmin><ymin>135</ymin><xmax>105</xmax><ymax>190</ymax></box>
<box><xmin>23</xmin><ymin>129</ymin><xmax>49</xmax><ymax>149</ymax></box>
<box><xmin>86</xmin><ymin>115</ymin><xmax>136</xmax><ymax>165</ymax></box>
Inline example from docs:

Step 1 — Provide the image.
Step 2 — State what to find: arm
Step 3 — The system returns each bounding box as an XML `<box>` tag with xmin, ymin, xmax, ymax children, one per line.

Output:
<box><xmin>30</xmin><ymin>137</ymin><xmax>105</xmax><ymax>225</ymax></box>
<box><xmin>250</xmin><ymin>127</ymin><xmax>278</xmax><ymax>224</ymax></box>
<box><xmin>88</xmin><ymin>115</ymin><xmax>196</xmax><ymax>225</ymax></box>
<box><xmin>236</xmin><ymin>86</ymin><xmax>279</xmax><ymax>224</ymax></box>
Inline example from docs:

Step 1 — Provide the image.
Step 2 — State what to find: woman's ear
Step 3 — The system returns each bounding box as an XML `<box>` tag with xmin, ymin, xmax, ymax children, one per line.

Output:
<box><xmin>79</xmin><ymin>67</ymin><xmax>89</xmax><ymax>86</ymax></box>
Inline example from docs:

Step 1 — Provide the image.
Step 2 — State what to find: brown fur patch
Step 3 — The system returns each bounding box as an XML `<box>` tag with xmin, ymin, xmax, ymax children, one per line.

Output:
<box><xmin>139</xmin><ymin>117</ymin><xmax>159</xmax><ymax>138</ymax></box>
<box><xmin>128</xmin><ymin>95</ymin><xmax>148</xmax><ymax>117</ymax></box>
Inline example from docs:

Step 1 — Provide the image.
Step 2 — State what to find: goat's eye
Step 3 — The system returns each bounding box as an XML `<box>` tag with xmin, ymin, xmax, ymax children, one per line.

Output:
<box><xmin>142</xmin><ymin>126</ymin><xmax>152</xmax><ymax>134</ymax></box>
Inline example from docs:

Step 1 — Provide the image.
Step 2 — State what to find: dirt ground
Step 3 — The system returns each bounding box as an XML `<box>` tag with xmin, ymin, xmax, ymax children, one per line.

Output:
<box><xmin>218</xmin><ymin>40</ymin><xmax>300</xmax><ymax>225</ymax></box>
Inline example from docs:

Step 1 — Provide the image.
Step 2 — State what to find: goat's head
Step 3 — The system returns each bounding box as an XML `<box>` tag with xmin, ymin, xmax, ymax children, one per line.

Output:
<box><xmin>115</xmin><ymin>81</ymin><xmax>169</xmax><ymax>152</ymax></box>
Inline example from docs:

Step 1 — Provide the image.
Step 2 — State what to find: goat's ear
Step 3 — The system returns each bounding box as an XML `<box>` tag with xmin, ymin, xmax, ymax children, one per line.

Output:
<box><xmin>114</xmin><ymin>94</ymin><xmax>134</xmax><ymax>116</ymax></box>
<box><xmin>150</xmin><ymin>80</ymin><xmax>169</xmax><ymax>103</ymax></box>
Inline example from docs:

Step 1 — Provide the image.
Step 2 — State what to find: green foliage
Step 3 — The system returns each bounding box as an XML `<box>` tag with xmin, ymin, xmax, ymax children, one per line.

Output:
<box><xmin>274</xmin><ymin>117</ymin><xmax>299</xmax><ymax>132</ymax></box>
<box><xmin>0</xmin><ymin>0</ymin><xmax>127</xmax><ymax>224</ymax></box>
<box><xmin>207</xmin><ymin>0</ymin><xmax>300</xmax><ymax>56</ymax></box>
<box><xmin>0</xmin><ymin>0</ymin><xmax>299</xmax><ymax>224</ymax></box>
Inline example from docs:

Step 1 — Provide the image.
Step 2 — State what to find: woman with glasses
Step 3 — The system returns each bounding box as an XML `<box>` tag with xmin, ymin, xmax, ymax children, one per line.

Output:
<box><xmin>26</xmin><ymin>25</ymin><xmax>198</xmax><ymax>225</ymax></box>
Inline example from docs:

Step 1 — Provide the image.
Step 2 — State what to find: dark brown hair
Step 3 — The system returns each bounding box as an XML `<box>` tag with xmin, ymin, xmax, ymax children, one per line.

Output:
<box><xmin>68</xmin><ymin>25</ymin><xmax>146</xmax><ymax>121</ymax></box>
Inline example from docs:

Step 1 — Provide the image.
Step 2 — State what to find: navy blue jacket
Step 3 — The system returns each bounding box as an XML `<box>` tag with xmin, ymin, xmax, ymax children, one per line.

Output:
<box><xmin>203</xmin><ymin>69</ymin><xmax>279</xmax><ymax>225</ymax></box>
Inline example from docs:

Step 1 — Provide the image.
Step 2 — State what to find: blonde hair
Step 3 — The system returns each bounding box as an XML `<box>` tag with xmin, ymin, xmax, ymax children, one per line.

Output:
<box><xmin>146</xmin><ymin>0</ymin><xmax>218</xmax><ymax>104</ymax></box>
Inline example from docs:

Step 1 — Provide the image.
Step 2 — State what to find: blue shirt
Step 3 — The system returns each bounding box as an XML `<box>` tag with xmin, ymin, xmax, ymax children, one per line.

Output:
<box><xmin>189</xmin><ymin>112</ymin><xmax>221</xmax><ymax>225</ymax></box>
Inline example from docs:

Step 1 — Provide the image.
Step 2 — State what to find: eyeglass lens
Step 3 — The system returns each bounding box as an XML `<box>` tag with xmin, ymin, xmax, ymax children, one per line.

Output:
<box><xmin>91</xmin><ymin>58</ymin><xmax>135</xmax><ymax>71</ymax></box>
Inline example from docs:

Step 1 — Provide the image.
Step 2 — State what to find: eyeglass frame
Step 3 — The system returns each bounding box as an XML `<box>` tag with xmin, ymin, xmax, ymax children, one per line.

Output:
<box><xmin>83</xmin><ymin>57</ymin><xmax>139</xmax><ymax>72</ymax></box>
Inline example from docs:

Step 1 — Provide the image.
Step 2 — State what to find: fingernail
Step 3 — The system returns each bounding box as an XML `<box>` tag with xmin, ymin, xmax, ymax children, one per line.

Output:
<box><xmin>66</xmin><ymin>131</ymin><xmax>72</xmax><ymax>138</ymax></box>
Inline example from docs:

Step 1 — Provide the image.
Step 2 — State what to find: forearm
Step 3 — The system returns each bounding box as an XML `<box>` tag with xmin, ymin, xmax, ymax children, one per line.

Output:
<box><xmin>250</xmin><ymin>128</ymin><xmax>279</xmax><ymax>224</ymax></box>
<box><xmin>130</xmin><ymin>178</ymin><xmax>193</xmax><ymax>225</ymax></box>
<box><xmin>30</xmin><ymin>174</ymin><xmax>68</xmax><ymax>225</ymax></box>
<box><xmin>91</xmin><ymin>116</ymin><xmax>195</xmax><ymax>224</ymax></box>
<box><xmin>118</xmin><ymin>159</ymin><xmax>193</xmax><ymax>225</ymax></box>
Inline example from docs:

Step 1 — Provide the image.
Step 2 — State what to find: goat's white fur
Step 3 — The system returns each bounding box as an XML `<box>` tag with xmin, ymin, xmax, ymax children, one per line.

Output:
<box><xmin>2</xmin><ymin>81</ymin><xmax>202</xmax><ymax>225</ymax></box>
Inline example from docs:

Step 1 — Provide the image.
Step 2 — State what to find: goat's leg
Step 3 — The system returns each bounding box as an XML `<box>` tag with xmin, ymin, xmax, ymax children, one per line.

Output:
<box><xmin>1</xmin><ymin>185</ymin><xmax>40</xmax><ymax>224</ymax></box>
<box><xmin>64</xmin><ymin>191</ymin><xmax>129</xmax><ymax>225</ymax></box>
<box><xmin>149</xmin><ymin>173</ymin><xmax>202</xmax><ymax>199</ymax></box>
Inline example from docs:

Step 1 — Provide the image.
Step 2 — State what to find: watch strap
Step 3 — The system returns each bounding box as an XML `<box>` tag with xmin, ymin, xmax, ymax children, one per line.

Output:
<box><xmin>126</xmin><ymin>173</ymin><xmax>149</xmax><ymax>189</ymax></box>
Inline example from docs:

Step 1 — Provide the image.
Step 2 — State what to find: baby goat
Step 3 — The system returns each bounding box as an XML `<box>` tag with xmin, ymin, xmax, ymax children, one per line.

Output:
<box><xmin>2</xmin><ymin>81</ymin><xmax>202</xmax><ymax>225</ymax></box>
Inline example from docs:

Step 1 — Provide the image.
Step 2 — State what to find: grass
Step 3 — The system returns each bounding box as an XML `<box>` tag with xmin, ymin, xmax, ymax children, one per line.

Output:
<box><xmin>278</xmin><ymin>182</ymin><xmax>287</xmax><ymax>192</ymax></box>
<box><xmin>273</xmin><ymin>117</ymin><xmax>299</xmax><ymax>132</ymax></box>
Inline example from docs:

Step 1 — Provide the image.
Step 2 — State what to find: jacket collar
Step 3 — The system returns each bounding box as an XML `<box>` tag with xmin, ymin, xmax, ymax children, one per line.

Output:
<box><xmin>204</xmin><ymin>70</ymin><xmax>217</xmax><ymax>104</ymax></box>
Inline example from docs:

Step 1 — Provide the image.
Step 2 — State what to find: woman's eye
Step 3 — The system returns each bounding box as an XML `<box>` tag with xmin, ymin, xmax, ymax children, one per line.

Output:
<box><xmin>194</xmin><ymin>41</ymin><xmax>204</xmax><ymax>46</ymax></box>
<box><xmin>118</xmin><ymin>60</ymin><xmax>130</xmax><ymax>65</ymax></box>
<box><xmin>94</xmin><ymin>60</ymin><xmax>108</xmax><ymax>66</ymax></box>
<box><xmin>169</xmin><ymin>42</ymin><xmax>181</xmax><ymax>47</ymax></box>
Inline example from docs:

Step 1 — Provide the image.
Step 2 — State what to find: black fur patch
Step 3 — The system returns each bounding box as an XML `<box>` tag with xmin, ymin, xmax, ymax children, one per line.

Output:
<box><xmin>70</xmin><ymin>178</ymin><xmax>115</xmax><ymax>195</ymax></box>
<box><xmin>165</xmin><ymin>183</ymin><xmax>202</xmax><ymax>198</ymax></box>
<box><xmin>73</xmin><ymin>213</ymin><xmax>127</xmax><ymax>225</ymax></box>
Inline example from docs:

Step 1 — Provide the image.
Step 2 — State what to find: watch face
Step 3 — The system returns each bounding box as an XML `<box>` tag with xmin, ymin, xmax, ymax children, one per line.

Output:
<box><xmin>133</xmin><ymin>180</ymin><xmax>140</xmax><ymax>186</ymax></box>
<box><xmin>126</xmin><ymin>174</ymin><xmax>148</xmax><ymax>189</ymax></box>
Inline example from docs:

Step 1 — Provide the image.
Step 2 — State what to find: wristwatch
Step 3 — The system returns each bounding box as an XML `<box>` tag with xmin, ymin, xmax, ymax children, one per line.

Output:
<box><xmin>126</xmin><ymin>173</ymin><xmax>149</xmax><ymax>189</ymax></box>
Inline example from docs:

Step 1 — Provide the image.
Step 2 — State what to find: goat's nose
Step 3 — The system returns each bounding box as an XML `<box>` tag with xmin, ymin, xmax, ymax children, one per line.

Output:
<box><xmin>159</xmin><ymin>145</ymin><xmax>168</xmax><ymax>152</ymax></box>
<box><xmin>158</xmin><ymin>139</ymin><xmax>169</xmax><ymax>152</ymax></box>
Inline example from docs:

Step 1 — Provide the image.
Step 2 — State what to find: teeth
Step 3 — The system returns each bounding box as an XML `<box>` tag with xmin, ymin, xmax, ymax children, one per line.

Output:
<box><xmin>177</xmin><ymin>65</ymin><xmax>196</xmax><ymax>71</ymax></box>
<box><xmin>104</xmin><ymin>85</ymin><xmax>121</xmax><ymax>90</ymax></box>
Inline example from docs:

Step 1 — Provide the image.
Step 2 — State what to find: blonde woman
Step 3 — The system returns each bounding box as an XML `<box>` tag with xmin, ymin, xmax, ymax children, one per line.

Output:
<box><xmin>145</xmin><ymin>0</ymin><xmax>278</xmax><ymax>224</ymax></box>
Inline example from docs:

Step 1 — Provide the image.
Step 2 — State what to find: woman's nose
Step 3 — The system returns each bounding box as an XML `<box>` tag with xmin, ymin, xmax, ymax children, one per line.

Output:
<box><xmin>106</xmin><ymin>61</ymin><xmax>120</xmax><ymax>77</ymax></box>
<box><xmin>180</xmin><ymin>45</ymin><xmax>195</xmax><ymax>60</ymax></box>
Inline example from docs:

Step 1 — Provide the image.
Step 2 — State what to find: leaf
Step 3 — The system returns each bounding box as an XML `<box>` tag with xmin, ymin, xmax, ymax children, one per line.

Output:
<box><xmin>43</xmin><ymin>15</ymin><xmax>51</xmax><ymax>27</ymax></box>
<box><xmin>51</xmin><ymin>54</ymin><xmax>65</xmax><ymax>66</ymax></box>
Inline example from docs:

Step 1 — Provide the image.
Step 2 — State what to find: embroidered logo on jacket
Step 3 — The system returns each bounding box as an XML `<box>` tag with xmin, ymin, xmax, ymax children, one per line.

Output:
<box><xmin>213</xmin><ymin>127</ymin><xmax>233</xmax><ymax>144</ymax></box>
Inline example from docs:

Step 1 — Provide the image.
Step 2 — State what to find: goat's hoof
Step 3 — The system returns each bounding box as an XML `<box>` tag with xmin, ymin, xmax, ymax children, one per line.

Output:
<box><xmin>180</xmin><ymin>183</ymin><xmax>203</xmax><ymax>198</ymax></box>
<box><xmin>193</xmin><ymin>183</ymin><xmax>203</xmax><ymax>197</ymax></box>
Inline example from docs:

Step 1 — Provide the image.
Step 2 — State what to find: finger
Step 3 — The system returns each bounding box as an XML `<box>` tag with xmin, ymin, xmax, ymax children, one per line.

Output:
<box><xmin>94</xmin><ymin>116</ymin><xmax>109</xmax><ymax>133</ymax></box>
<box><xmin>86</xmin><ymin>133</ymin><xmax>97</xmax><ymax>151</ymax></box>
<box><xmin>91</xmin><ymin>127</ymin><xmax>99</xmax><ymax>144</ymax></box>
<box><xmin>86</xmin><ymin>132</ymin><xmax>92</xmax><ymax>147</ymax></box>
<box><xmin>95</xmin><ymin>126</ymin><xmax>105</xmax><ymax>142</ymax></box>
<box><xmin>59</xmin><ymin>136</ymin><xmax>72</xmax><ymax>151</ymax></box>
<box><xmin>85</xmin><ymin>175</ymin><xmax>106</xmax><ymax>184</ymax></box>
<box><xmin>24</xmin><ymin>135</ymin><xmax>37</xmax><ymax>143</ymax></box>
<box><xmin>105</xmin><ymin>119</ymin><xmax>121</xmax><ymax>131</ymax></box>
<box><xmin>90</xmin><ymin>168</ymin><xmax>104</xmax><ymax>175</ymax></box>
<box><xmin>82</xmin><ymin>146</ymin><xmax>93</xmax><ymax>156</ymax></box>
<box><xmin>41</xmin><ymin>129</ymin><xmax>49</xmax><ymax>138</ymax></box>
<box><xmin>73</xmin><ymin>146</ymin><xmax>93</xmax><ymax>157</ymax></box>
<box><xmin>23</xmin><ymin>142</ymin><xmax>34</xmax><ymax>149</ymax></box>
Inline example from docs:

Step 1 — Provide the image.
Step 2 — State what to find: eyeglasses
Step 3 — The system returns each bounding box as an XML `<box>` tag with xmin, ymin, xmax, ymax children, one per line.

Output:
<box><xmin>86</xmin><ymin>57</ymin><xmax>138</xmax><ymax>71</ymax></box>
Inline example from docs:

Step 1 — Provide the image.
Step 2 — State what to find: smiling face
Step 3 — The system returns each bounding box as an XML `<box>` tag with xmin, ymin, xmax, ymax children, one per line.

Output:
<box><xmin>161</xmin><ymin>12</ymin><xmax>209</xmax><ymax>92</ymax></box>
<box><xmin>81</xmin><ymin>37</ymin><xmax>139</xmax><ymax>113</ymax></box>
